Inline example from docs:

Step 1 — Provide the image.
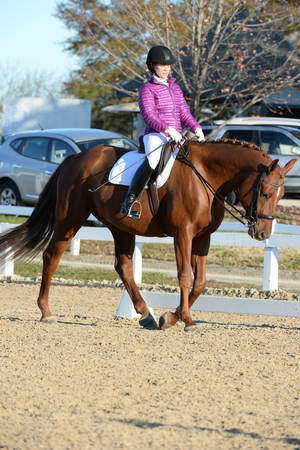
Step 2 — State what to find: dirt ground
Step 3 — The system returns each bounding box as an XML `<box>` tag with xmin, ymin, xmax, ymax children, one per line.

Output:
<box><xmin>0</xmin><ymin>282</ymin><xmax>299</xmax><ymax>450</ymax></box>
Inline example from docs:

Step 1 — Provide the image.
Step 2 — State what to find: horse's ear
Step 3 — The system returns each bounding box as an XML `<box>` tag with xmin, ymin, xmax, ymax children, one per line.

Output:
<box><xmin>281</xmin><ymin>158</ymin><xmax>297</xmax><ymax>176</ymax></box>
<box><xmin>267</xmin><ymin>159</ymin><xmax>279</xmax><ymax>174</ymax></box>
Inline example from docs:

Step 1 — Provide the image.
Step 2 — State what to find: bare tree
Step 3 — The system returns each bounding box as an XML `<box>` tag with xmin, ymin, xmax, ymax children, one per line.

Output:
<box><xmin>56</xmin><ymin>0</ymin><xmax>300</xmax><ymax>121</ymax></box>
<box><xmin>0</xmin><ymin>62</ymin><xmax>65</xmax><ymax>106</ymax></box>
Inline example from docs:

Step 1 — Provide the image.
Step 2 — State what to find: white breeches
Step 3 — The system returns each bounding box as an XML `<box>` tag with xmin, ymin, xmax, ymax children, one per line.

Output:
<box><xmin>143</xmin><ymin>133</ymin><xmax>169</xmax><ymax>170</ymax></box>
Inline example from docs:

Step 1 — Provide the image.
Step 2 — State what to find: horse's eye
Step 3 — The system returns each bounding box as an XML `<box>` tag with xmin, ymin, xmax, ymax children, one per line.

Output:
<box><xmin>261</xmin><ymin>192</ymin><xmax>271</xmax><ymax>199</ymax></box>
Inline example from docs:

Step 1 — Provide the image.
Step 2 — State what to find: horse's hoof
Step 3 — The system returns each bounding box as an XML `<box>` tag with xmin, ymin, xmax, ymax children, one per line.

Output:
<box><xmin>139</xmin><ymin>313</ymin><xmax>159</xmax><ymax>330</ymax></box>
<box><xmin>40</xmin><ymin>316</ymin><xmax>57</xmax><ymax>324</ymax></box>
<box><xmin>159</xmin><ymin>312</ymin><xmax>177</xmax><ymax>330</ymax></box>
<box><xmin>184</xmin><ymin>323</ymin><xmax>199</xmax><ymax>332</ymax></box>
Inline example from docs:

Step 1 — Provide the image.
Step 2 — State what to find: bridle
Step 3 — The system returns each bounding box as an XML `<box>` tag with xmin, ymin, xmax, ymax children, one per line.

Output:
<box><xmin>246</xmin><ymin>170</ymin><xmax>283</xmax><ymax>224</ymax></box>
<box><xmin>177</xmin><ymin>140</ymin><xmax>284</xmax><ymax>230</ymax></box>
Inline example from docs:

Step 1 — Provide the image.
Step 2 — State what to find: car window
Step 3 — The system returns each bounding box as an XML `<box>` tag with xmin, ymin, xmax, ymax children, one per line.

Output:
<box><xmin>285</xmin><ymin>128</ymin><xmax>300</xmax><ymax>141</ymax></box>
<box><xmin>202</xmin><ymin>126</ymin><xmax>216</xmax><ymax>136</ymax></box>
<box><xmin>20</xmin><ymin>138</ymin><xmax>50</xmax><ymax>161</ymax></box>
<box><xmin>76</xmin><ymin>138</ymin><xmax>138</xmax><ymax>152</ymax></box>
<box><xmin>49</xmin><ymin>139</ymin><xmax>76</xmax><ymax>164</ymax></box>
<box><xmin>10</xmin><ymin>138</ymin><xmax>24</xmax><ymax>152</ymax></box>
<box><xmin>222</xmin><ymin>129</ymin><xmax>256</xmax><ymax>144</ymax></box>
<box><xmin>260</xmin><ymin>131</ymin><xmax>299</xmax><ymax>155</ymax></box>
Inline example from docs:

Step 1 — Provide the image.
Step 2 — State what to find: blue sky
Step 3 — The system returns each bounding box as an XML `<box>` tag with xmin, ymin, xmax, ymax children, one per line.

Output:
<box><xmin>0</xmin><ymin>0</ymin><xmax>79</xmax><ymax>79</ymax></box>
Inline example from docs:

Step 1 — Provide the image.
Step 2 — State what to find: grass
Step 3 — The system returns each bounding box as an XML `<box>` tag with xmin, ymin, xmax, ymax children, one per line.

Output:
<box><xmin>14</xmin><ymin>261</ymin><xmax>256</xmax><ymax>289</ymax></box>
<box><xmin>15</xmin><ymin>261</ymin><xmax>178</xmax><ymax>286</ymax></box>
<box><xmin>0</xmin><ymin>214</ymin><xmax>25</xmax><ymax>224</ymax></box>
<box><xmin>80</xmin><ymin>241</ymin><xmax>300</xmax><ymax>271</ymax></box>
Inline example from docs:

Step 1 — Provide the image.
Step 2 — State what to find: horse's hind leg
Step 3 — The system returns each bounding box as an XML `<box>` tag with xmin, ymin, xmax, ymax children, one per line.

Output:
<box><xmin>110</xmin><ymin>227</ymin><xmax>158</xmax><ymax>330</ymax></box>
<box><xmin>37</xmin><ymin>220</ymin><xmax>87</xmax><ymax>322</ymax></box>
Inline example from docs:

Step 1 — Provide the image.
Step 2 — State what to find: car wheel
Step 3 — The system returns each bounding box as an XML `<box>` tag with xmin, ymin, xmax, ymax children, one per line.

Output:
<box><xmin>0</xmin><ymin>181</ymin><xmax>23</xmax><ymax>206</ymax></box>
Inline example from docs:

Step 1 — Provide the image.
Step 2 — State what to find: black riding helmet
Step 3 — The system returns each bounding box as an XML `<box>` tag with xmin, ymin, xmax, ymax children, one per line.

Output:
<box><xmin>146</xmin><ymin>46</ymin><xmax>175</xmax><ymax>72</ymax></box>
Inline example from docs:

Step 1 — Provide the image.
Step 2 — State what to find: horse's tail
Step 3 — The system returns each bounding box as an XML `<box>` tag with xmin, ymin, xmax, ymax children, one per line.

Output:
<box><xmin>0</xmin><ymin>165</ymin><xmax>62</xmax><ymax>263</ymax></box>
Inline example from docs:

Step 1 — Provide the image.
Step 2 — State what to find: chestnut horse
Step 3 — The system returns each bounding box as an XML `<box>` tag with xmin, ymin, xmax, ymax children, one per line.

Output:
<box><xmin>0</xmin><ymin>139</ymin><xmax>296</xmax><ymax>331</ymax></box>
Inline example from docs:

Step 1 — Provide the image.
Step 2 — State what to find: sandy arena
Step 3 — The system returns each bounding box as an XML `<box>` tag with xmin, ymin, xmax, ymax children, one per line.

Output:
<box><xmin>0</xmin><ymin>282</ymin><xmax>299</xmax><ymax>449</ymax></box>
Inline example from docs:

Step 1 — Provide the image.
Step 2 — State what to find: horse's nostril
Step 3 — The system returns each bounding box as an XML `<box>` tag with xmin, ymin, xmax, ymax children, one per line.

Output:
<box><xmin>257</xmin><ymin>231</ymin><xmax>267</xmax><ymax>240</ymax></box>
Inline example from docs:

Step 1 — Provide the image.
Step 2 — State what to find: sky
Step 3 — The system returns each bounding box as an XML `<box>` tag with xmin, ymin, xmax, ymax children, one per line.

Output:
<box><xmin>0</xmin><ymin>0</ymin><xmax>79</xmax><ymax>79</ymax></box>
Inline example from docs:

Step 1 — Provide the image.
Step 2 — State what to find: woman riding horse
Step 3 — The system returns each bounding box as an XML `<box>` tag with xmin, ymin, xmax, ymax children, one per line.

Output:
<box><xmin>120</xmin><ymin>45</ymin><xmax>205</xmax><ymax>219</ymax></box>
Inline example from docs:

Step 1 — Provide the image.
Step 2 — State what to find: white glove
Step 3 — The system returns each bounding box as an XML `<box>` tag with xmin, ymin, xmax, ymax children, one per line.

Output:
<box><xmin>195</xmin><ymin>127</ymin><xmax>205</xmax><ymax>142</ymax></box>
<box><xmin>165</xmin><ymin>127</ymin><xmax>182</xmax><ymax>143</ymax></box>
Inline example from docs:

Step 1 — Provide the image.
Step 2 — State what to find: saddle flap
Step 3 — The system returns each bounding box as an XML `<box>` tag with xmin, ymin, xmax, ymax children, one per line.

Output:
<box><xmin>147</xmin><ymin>183</ymin><xmax>160</xmax><ymax>217</ymax></box>
<box><xmin>155</xmin><ymin>140</ymin><xmax>174</xmax><ymax>177</ymax></box>
<box><xmin>147</xmin><ymin>141</ymin><xmax>175</xmax><ymax>216</ymax></box>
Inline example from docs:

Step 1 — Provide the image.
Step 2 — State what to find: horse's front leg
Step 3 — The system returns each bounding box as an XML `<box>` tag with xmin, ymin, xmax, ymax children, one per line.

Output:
<box><xmin>160</xmin><ymin>231</ymin><xmax>194</xmax><ymax>331</ymax></box>
<box><xmin>111</xmin><ymin>228</ymin><xmax>158</xmax><ymax>330</ymax></box>
<box><xmin>188</xmin><ymin>235</ymin><xmax>210</xmax><ymax>309</ymax></box>
<box><xmin>160</xmin><ymin>234</ymin><xmax>210</xmax><ymax>331</ymax></box>
<box><xmin>190</xmin><ymin>254</ymin><xmax>207</xmax><ymax>297</ymax></box>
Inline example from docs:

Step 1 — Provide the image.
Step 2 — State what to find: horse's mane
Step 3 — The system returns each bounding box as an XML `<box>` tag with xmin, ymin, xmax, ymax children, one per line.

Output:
<box><xmin>194</xmin><ymin>137</ymin><xmax>272</xmax><ymax>163</ymax></box>
<box><xmin>207</xmin><ymin>138</ymin><xmax>264</xmax><ymax>153</ymax></box>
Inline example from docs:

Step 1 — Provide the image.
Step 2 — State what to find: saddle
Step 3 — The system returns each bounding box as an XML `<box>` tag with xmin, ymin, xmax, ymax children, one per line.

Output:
<box><xmin>138</xmin><ymin>136</ymin><xmax>175</xmax><ymax>216</ymax></box>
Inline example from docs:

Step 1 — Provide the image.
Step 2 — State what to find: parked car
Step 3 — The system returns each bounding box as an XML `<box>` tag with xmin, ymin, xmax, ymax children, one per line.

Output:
<box><xmin>0</xmin><ymin>128</ymin><xmax>138</xmax><ymax>206</ymax></box>
<box><xmin>201</xmin><ymin>125</ymin><xmax>216</xmax><ymax>138</ymax></box>
<box><xmin>214</xmin><ymin>116</ymin><xmax>300</xmax><ymax>130</ymax></box>
<box><xmin>209</xmin><ymin>118</ymin><xmax>300</xmax><ymax>194</ymax></box>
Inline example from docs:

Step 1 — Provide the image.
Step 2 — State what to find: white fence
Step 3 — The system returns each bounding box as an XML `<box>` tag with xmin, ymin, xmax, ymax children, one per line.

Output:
<box><xmin>1</xmin><ymin>205</ymin><xmax>300</xmax><ymax>293</ymax></box>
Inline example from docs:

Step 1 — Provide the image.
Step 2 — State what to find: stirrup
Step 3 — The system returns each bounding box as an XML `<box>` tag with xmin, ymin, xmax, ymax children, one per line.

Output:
<box><xmin>127</xmin><ymin>200</ymin><xmax>141</xmax><ymax>220</ymax></box>
<box><xmin>121</xmin><ymin>199</ymin><xmax>142</xmax><ymax>220</ymax></box>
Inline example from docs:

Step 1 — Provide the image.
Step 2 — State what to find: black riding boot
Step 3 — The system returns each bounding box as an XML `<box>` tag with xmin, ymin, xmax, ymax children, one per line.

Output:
<box><xmin>120</xmin><ymin>158</ymin><xmax>154</xmax><ymax>219</ymax></box>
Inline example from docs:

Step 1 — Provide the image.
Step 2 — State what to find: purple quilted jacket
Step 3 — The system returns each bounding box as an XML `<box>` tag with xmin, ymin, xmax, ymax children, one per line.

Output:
<box><xmin>139</xmin><ymin>76</ymin><xmax>201</xmax><ymax>135</ymax></box>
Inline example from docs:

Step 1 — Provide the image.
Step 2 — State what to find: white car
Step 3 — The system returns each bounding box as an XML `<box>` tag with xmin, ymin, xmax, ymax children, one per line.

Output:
<box><xmin>210</xmin><ymin>117</ymin><xmax>300</xmax><ymax>194</ymax></box>
<box><xmin>0</xmin><ymin>128</ymin><xmax>138</xmax><ymax>205</ymax></box>
<box><xmin>214</xmin><ymin>116</ymin><xmax>300</xmax><ymax>130</ymax></box>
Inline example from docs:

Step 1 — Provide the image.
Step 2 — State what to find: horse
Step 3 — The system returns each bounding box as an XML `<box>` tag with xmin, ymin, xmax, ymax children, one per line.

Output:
<box><xmin>0</xmin><ymin>139</ymin><xmax>296</xmax><ymax>331</ymax></box>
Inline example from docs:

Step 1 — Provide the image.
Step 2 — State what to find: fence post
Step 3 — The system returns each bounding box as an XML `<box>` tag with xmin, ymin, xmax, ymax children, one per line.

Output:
<box><xmin>115</xmin><ymin>242</ymin><xmax>148</xmax><ymax>319</ymax></box>
<box><xmin>0</xmin><ymin>243</ymin><xmax>14</xmax><ymax>279</ymax></box>
<box><xmin>263</xmin><ymin>245</ymin><xmax>279</xmax><ymax>291</ymax></box>
<box><xmin>70</xmin><ymin>238</ymin><xmax>80</xmax><ymax>256</ymax></box>
<box><xmin>133</xmin><ymin>242</ymin><xmax>143</xmax><ymax>283</ymax></box>
<box><xmin>0</xmin><ymin>258</ymin><xmax>14</xmax><ymax>279</ymax></box>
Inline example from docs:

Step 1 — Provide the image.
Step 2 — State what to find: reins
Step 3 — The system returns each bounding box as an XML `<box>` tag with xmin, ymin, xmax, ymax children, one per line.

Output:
<box><xmin>176</xmin><ymin>139</ymin><xmax>251</xmax><ymax>227</ymax></box>
<box><xmin>177</xmin><ymin>138</ymin><xmax>281</xmax><ymax>228</ymax></box>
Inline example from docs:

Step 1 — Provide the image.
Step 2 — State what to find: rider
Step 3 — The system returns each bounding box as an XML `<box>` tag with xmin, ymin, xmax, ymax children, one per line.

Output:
<box><xmin>120</xmin><ymin>45</ymin><xmax>205</xmax><ymax>219</ymax></box>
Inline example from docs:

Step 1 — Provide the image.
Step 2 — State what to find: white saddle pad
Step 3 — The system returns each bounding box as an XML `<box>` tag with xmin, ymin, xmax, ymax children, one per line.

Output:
<box><xmin>108</xmin><ymin>148</ymin><xmax>179</xmax><ymax>189</ymax></box>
